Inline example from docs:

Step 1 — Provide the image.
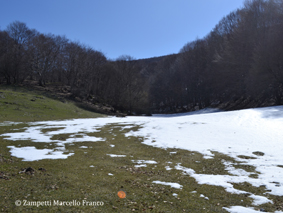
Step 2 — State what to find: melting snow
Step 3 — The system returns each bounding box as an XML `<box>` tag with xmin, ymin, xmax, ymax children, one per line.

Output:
<box><xmin>165</xmin><ymin>166</ymin><xmax>172</xmax><ymax>170</ymax></box>
<box><xmin>172</xmin><ymin>193</ymin><xmax>178</xmax><ymax>197</ymax></box>
<box><xmin>152</xmin><ymin>181</ymin><xmax>183</xmax><ymax>189</ymax></box>
<box><xmin>132</xmin><ymin>160</ymin><xmax>157</xmax><ymax>164</ymax></box>
<box><xmin>249</xmin><ymin>194</ymin><xmax>273</xmax><ymax>205</ymax></box>
<box><xmin>223</xmin><ymin>206</ymin><xmax>258</xmax><ymax>213</ymax></box>
<box><xmin>132</xmin><ymin>160</ymin><xmax>157</xmax><ymax>168</ymax></box>
<box><xmin>200</xmin><ymin>194</ymin><xmax>209</xmax><ymax>200</ymax></box>
<box><xmin>134</xmin><ymin>164</ymin><xmax>147</xmax><ymax>168</ymax></box>
<box><xmin>107</xmin><ymin>154</ymin><xmax>126</xmax><ymax>157</ymax></box>
<box><xmin>2</xmin><ymin>106</ymin><xmax>283</xmax><ymax>211</ymax></box>
<box><xmin>7</xmin><ymin>146</ymin><xmax>73</xmax><ymax>161</ymax></box>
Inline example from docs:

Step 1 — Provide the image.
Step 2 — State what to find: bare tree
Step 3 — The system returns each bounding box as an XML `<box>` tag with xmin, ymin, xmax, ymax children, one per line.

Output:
<box><xmin>2</xmin><ymin>21</ymin><xmax>37</xmax><ymax>84</ymax></box>
<box><xmin>29</xmin><ymin>34</ymin><xmax>67</xmax><ymax>86</ymax></box>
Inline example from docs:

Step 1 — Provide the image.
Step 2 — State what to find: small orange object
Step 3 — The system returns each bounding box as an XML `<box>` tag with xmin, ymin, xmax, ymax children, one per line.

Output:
<box><xmin>117</xmin><ymin>190</ymin><xmax>126</xmax><ymax>198</ymax></box>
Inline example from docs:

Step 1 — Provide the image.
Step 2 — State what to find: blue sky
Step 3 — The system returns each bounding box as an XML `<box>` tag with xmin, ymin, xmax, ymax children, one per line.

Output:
<box><xmin>0</xmin><ymin>0</ymin><xmax>244</xmax><ymax>60</ymax></box>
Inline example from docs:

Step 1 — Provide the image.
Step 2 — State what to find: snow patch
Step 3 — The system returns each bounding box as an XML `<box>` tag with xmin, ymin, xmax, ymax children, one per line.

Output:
<box><xmin>132</xmin><ymin>160</ymin><xmax>157</xmax><ymax>164</ymax></box>
<box><xmin>107</xmin><ymin>154</ymin><xmax>126</xmax><ymax>157</ymax></box>
<box><xmin>135</xmin><ymin>164</ymin><xmax>147</xmax><ymax>168</ymax></box>
<box><xmin>249</xmin><ymin>194</ymin><xmax>273</xmax><ymax>205</ymax></box>
<box><xmin>200</xmin><ymin>194</ymin><xmax>209</xmax><ymax>200</ymax></box>
<box><xmin>165</xmin><ymin>166</ymin><xmax>172</xmax><ymax>170</ymax></box>
<box><xmin>223</xmin><ymin>206</ymin><xmax>258</xmax><ymax>213</ymax></box>
<box><xmin>152</xmin><ymin>181</ymin><xmax>183</xmax><ymax>189</ymax></box>
<box><xmin>7</xmin><ymin>146</ymin><xmax>73</xmax><ymax>161</ymax></box>
<box><xmin>173</xmin><ymin>193</ymin><xmax>178</xmax><ymax>197</ymax></box>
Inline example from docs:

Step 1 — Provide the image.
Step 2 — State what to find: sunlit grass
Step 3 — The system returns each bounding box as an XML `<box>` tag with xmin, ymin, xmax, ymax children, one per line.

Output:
<box><xmin>0</xmin><ymin>86</ymin><xmax>104</xmax><ymax>122</ymax></box>
<box><xmin>1</xmin><ymin>123</ymin><xmax>282</xmax><ymax>212</ymax></box>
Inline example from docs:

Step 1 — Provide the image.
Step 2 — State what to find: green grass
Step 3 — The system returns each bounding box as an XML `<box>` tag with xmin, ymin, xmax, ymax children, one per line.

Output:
<box><xmin>1</xmin><ymin>123</ymin><xmax>283</xmax><ymax>212</ymax></box>
<box><xmin>0</xmin><ymin>85</ymin><xmax>105</xmax><ymax>122</ymax></box>
<box><xmin>0</xmin><ymin>86</ymin><xmax>282</xmax><ymax>212</ymax></box>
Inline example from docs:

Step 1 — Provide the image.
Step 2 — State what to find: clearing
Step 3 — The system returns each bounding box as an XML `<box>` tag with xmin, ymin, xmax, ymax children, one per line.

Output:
<box><xmin>0</xmin><ymin>87</ymin><xmax>283</xmax><ymax>212</ymax></box>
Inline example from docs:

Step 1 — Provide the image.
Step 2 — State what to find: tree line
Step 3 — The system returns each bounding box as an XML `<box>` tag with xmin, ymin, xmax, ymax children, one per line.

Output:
<box><xmin>0</xmin><ymin>23</ymin><xmax>147</xmax><ymax>114</ymax></box>
<box><xmin>1</xmin><ymin>0</ymin><xmax>283</xmax><ymax>114</ymax></box>
<box><xmin>148</xmin><ymin>0</ymin><xmax>283</xmax><ymax>112</ymax></box>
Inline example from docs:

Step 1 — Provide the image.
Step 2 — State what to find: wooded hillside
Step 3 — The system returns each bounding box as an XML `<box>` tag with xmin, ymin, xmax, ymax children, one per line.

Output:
<box><xmin>1</xmin><ymin>0</ymin><xmax>283</xmax><ymax>114</ymax></box>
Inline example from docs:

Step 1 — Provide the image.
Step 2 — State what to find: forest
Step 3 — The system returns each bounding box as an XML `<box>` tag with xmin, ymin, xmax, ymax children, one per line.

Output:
<box><xmin>1</xmin><ymin>0</ymin><xmax>283</xmax><ymax>115</ymax></box>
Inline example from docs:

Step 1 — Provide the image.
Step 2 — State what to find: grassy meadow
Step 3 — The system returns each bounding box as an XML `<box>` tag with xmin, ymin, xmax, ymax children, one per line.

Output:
<box><xmin>0</xmin><ymin>86</ymin><xmax>282</xmax><ymax>212</ymax></box>
<box><xmin>0</xmin><ymin>85</ymin><xmax>104</xmax><ymax>122</ymax></box>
